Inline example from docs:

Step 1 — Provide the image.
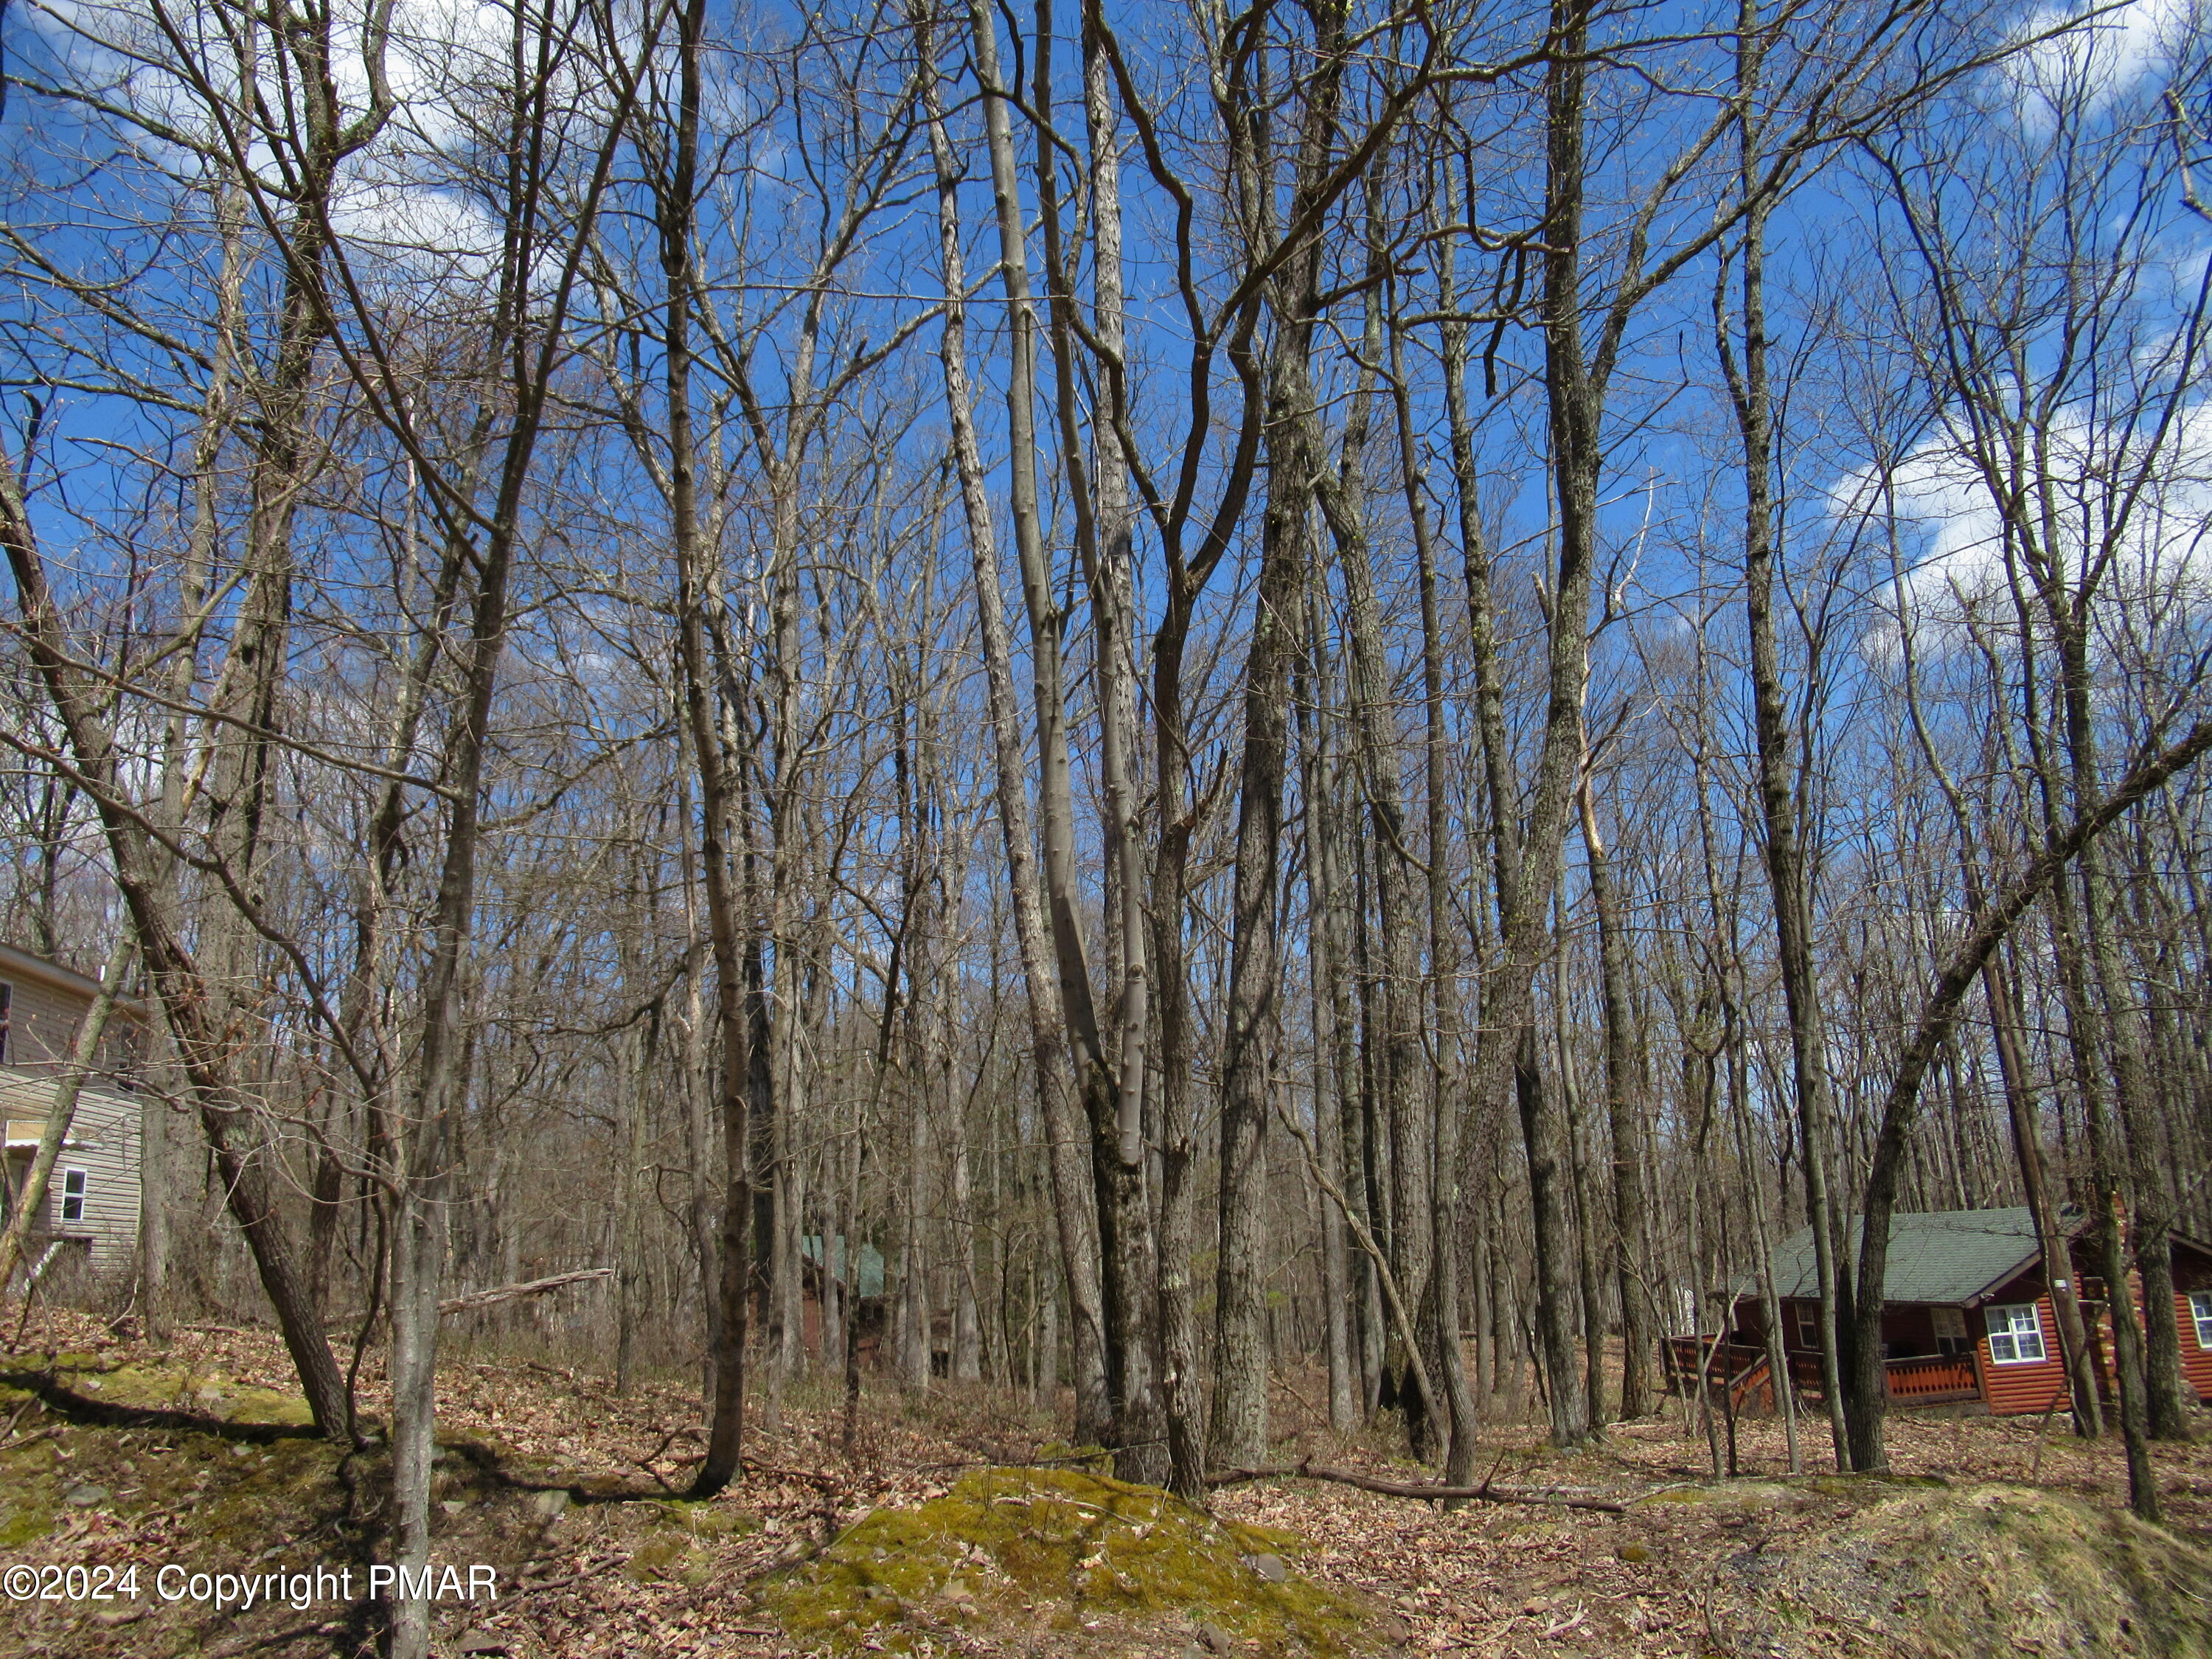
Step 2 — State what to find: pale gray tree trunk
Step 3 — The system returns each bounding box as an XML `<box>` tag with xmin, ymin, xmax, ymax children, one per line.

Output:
<box><xmin>918</xmin><ymin>11</ymin><xmax>1111</xmax><ymax>1441</ymax></box>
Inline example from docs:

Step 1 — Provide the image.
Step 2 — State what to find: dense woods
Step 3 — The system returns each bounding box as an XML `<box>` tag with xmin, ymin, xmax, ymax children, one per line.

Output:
<box><xmin>4</xmin><ymin>0</ymin><xmax>2211</xmax><ymax>1649</ymax></box>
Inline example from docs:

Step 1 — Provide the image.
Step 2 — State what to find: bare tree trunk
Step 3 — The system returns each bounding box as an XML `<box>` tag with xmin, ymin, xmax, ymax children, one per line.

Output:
<box><xmin>659</xmin><ymin>0</ymin><xmax>751</xmax><ymax>1497</ymax></box>
<box><xmin>1211</xmin><ymin>319</ymin><xmax>1310</xmax><ymax>1472</ymax></box>
<box><xmin>1322</xmin><ymin>190</ymin><xmax>1431</xmax><ymax>1454</ymax></box>
<box><xmin>1577</xmin><ymin>775</ymin><xmax>1651</xmax><ymax>1419</ymax></box>
<box><xmin>4</xmin><ymin>467</ymin><xmax>352</xmax><ymax>1439</ymax></box>
<box><xmin>1552</xmin><ymin>875</ymin><xmax>1607</xmax><ymax>1433</ymax></box>
<box><xmin>1298</xmin><ymin>602</ymin><xmax>1357</xmax><ymax>1435</ymax></box>
<box><xmin>967</xmin><ymin>0</ymin><xmax>1161</xmax><ymax>1482</ymax></box>
<box><xmin>1983</xmin><ymin>942</ymin><xmax>2101</xmax><ymax>1435</ymax></box>
<box><xmin>2076</xmin><ymin>852</ymin><xmax>2192</xmax><ymax>1439</ymax></box>
<box><xmin>917</xmin><ymin>10</ymin><xmax>1111</xmax><ymax>1442</ymax></box>
<box><xmin>1715</xmin><ymin>4</ymin><xmax>1852</xmax><ymax>1470</ymax></box>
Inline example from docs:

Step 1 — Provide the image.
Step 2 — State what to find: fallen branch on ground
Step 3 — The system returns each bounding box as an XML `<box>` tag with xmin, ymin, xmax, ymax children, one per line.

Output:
<box><xmin>1206</xmin><ymin>1458</ymin><xmax>1628</xmax><ymax>1514</ymax></box>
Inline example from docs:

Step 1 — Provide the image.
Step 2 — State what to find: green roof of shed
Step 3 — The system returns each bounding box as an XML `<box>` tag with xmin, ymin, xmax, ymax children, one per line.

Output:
<box><xmin>1767</xmin><ymin>1207</ymin><xmax>2053</xmax><ymax>1307</ymax></box>
<box><xmin>802</xmin><ymin>1234</ymin><xmax>886</xmax><ymax>1299</ymax></box>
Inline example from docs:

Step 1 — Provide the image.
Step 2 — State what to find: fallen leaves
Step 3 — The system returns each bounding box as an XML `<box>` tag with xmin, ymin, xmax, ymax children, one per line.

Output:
<box><xmin>7</xmin><ymin>1306</ymin><xmax>2212</xmax><ymax>1658</ymax></box>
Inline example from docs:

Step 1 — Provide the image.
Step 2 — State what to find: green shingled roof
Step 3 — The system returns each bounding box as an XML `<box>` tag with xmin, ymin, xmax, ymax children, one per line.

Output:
<box><xmin>802</xmin><ymin>1234</ymin><xmax>886</xmax><ymax>1299</ymax></box>
<box><xmin>1767</xmin><ymin>1207</ymin><xmax>2051</xmax><ymax>1307</ymax></box>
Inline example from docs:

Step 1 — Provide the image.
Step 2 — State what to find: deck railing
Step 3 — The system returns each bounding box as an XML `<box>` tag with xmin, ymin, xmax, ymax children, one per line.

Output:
<box><xmin>1881</xmin><ymin>1352</ymin><xmax>1978</xmax><ymax>1400</ymax></box>
<box><xmin>1658</xmin><ymin>1336</ymin><xmax>1772</xmax><ymax>1411</ymax></box>
<box><xmin>1663</xmin><ymin>1339</ymin><xmax>1980</xmax><ymax>1407</ymax></box>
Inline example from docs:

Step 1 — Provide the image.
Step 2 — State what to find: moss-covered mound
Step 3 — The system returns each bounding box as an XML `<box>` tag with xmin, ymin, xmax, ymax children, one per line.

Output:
<box><xmin>1722</xmin><ymin>1481</ymin><xmax>2212</xmax><ymax>1658</ymax></box>
<box><xmin>757</xmin><ymin>1466</ymin><xmax>1377</xmax><ymax>1655</ymax></box>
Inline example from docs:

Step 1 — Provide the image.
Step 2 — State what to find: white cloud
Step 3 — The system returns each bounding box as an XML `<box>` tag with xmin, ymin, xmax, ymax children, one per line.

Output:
<box><xmin>2010</xmin><ymin>0</ymin><xmax>2197</xmax><ymax>123</ymax></box>
<box><xmin>1834</xmin><ymin>401</ymin><xmax>2212</xmax><ymax>655</ymax></box>
<box><xmin>26</xmin><ymin>0</ymin><xmax>603</xmax><ymax>307</ymax></box>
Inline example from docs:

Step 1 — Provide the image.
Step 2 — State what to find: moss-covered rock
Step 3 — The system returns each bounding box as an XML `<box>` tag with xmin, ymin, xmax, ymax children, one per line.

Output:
<box><xmin>757</xmin><ymin>1467</ymin><xmax>1377</xmax><ymax>1655</ymax></box>
<box><xmin>82</xmin><ymin>1361</ymin><xmax>318</xmax><ymax>1428</ymax></box>
<box><xmin>1721</xmin><ymin>1481</ymin><xmax>2212</xmax><ymax>1658</ymax></box>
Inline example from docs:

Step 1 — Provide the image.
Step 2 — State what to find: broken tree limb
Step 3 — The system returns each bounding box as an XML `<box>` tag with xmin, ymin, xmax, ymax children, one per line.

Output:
<box><xmin>437</xmin><ymin>1269</ymin><xmax>612</xmax><ymax>1316</ymax></box>
<box><xmin>1205</xmin><ymin>1458</ymin><xmax>1628</xmax><ymax>1514</ymax></box>
<box><xmin>323</xmin><ymin>1268</ymin><xmax>612</xmax><ymax>1327</ymax></box>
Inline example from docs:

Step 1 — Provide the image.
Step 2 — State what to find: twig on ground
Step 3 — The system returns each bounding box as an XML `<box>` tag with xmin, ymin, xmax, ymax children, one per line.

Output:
<box><xmin>1</xmin><ymin>1391</ymin><xmax>40</xmax><ymax>1441</ymax></box>
<box><xmin>514</xmin><ymin>1551</ymin><xmax>627</xmax><ymax>1595</ymax></box>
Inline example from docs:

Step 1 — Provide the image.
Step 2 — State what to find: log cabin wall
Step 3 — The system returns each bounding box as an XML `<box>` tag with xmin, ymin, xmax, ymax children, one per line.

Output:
<box><xmin>1972</xmin><ymin>1273</ymin><xmax>2069</xmax><ymax>1417</ymax></box>
<box><xmin>2173</xmin><ymin>1240</ymin><xmax>2212</xmax><ymax>1404</ymax></box>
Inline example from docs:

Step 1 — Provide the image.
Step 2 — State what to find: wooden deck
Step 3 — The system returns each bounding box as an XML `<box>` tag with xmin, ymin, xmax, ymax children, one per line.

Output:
<box><xmin>1660</xmin><ymin>1338</ymin><xmax>1983</xmax><ymax>1409</ymax></box>
<box><xmin>1880</xmin><ymin>1352</ymin><xmax>1980</xmax><ymax>1404</ymax></box>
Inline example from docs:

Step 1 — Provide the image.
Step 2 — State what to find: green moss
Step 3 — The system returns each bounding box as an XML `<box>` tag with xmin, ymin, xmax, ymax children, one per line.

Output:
<box><xmin>623</xmin><ymin>1500</ymin><xmax>758</xmax><ymax>1585</ymax></box>
<box><xmin>646</xmin><ymin>1498</ymin><xmax>759</xmax><ymax>1538</ymax></box>
<box><xmin>69</xmin><ymin>1360</ymin><xmax>316</xmax><ymax>1429</ymax></box>
<box><xmin>0</xmin><ymin>1439</ymin><xmax>60</xmax><ymax>1548</ymax></box>
<box><xmin>1635</xmin><ymin>1481</ymin><xmax>1800</xmax><ymax>1508</ymax></box>
<box><xmin>757</xmin><ymin>1467</ymin><xmax>1376</xmax><ymax>1655</ymax></box>
<box><xmin>1732</xmin><ymin>1483</ymin><xmax>2212</xmax><ymax>1658</ymax></box>
<box><xmin>1795</xmin><ymin>1473</ymin><xmax>1950</xmax><ymax>1501</ymax></box>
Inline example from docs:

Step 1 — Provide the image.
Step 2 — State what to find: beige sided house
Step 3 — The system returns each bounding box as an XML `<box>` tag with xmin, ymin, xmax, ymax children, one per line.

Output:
<box><xmin>1</xmin><ymin>941</ymin><xmax>146</xmax><ymax>1280</ymax></box>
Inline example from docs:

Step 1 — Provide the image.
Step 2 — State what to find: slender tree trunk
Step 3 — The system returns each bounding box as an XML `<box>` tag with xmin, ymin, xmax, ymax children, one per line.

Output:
<box><xmin>968</xmin><ymin>0</ymin><xmax>1162</xmax><ymax>1481</ymax></box>
<box><xmin>1578</xmin><ymin>775</ymin><xmax>1651</xmax><ymax>1419</ymax></box>
<box><xmin>1321</xmin><ymin>198</ymin><xmax>1431</xmax><ymax>1452</ymax></box>
<box><xmin>4</xmin><ymin>464</ymin><xmax>352</xmax><ymax>1439</ymax></box>
<box><xmin>1716</xmin><ymin>7</ymin><xmax>1852</xmax><ymax>1468</ymax></box>
<box><xmin>918</xmin><ymin>12</ymin><xmax>1111</xmax><ymax>1441</ymax></box>
<box><xmin>660</xmin><ymin>0</ymin><xmax>752</xmax><ymax>1496</ymax></box>
<box><xmin>1210</xmin><ymin>321</ymin><xmax>1313</xmax><ymax>1473</ymax></box>
<box><xmin>1983</xmin><ymin>942</ymin><xmax>2101</xmax><ymax>1436</ymax></box>
<box><xmin>1298</xmin><ymin>604</ymin><xmax>1357</xmax><ymax>1435</ymax></box>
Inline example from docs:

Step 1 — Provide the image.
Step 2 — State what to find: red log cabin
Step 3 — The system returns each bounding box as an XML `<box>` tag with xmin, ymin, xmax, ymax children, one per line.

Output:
<box><xmin>1663</xmin><ymin>1207</ymin><xmax>2212</xmax><ymax>1416</ymax></box>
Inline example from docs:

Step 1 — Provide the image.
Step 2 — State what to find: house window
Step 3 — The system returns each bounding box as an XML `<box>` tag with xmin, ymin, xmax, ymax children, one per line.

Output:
<box><xmin>1985</xmin><ymin>1302</ymin><xmax>2047</xmax><ymax>1365</ymax></box>
<box><xmin>58</xmin><ymin>1168</ymin><xmax>86</xmax><ymax>1225</ymax></box>
<box><xmin>0</xmin><ymin>982</ymin><xmax>10</xmax><ymax>1064</ymax></box>
<box><xmin>1933</xmin><ymin>1307</ymin><xmax>1969</xmax><ymax>1358</ymax></box>
<box><xmin>2191</xmin><ymin>1292</ymin><xmax>2212</xmax><ymax>1351</ymax></box>
<box><xmin>1793</xmin><ymin>1304</ymin><xmax>1818</xmax><ymax>1349</ymax></box>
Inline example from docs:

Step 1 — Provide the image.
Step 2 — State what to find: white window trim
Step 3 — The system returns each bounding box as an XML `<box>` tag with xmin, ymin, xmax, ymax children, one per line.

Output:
<box><xmin>2190</xmin><ymin>1291</ymin><xmax>2212</xmax><ymax>1352</ymax></box>
<box><xmin>58</xmin><ymin>1166</ymin><xmax>87</xmax><ymax>1225</ymax></box>
<box><xmin>1984</xmin><ymin>1301</ymin><xmax>2048</xmax><ymax>1366</ymax></box>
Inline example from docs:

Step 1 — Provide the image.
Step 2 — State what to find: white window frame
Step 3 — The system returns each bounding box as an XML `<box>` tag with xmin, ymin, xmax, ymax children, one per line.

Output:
<box><xmin>2191</xmin><ymin>1291</ymin><xmax>2212</xmax><ymax>1351</ymax></box>
<box><xmin>1984</xmin><ymin>1302</ymin><xmax>2047</xmax><ymax>1365</ymax></box>
<box><xmin>58</xmin><ymin>1166</ymin><xmax>87</xmax><ymax>1225</ymax></box>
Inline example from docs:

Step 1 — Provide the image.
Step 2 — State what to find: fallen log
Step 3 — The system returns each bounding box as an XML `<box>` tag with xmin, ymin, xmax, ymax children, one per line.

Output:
<box><xmin>1206</xmin><ymin>1458</ymin><xmax>1627</xmax><ymax>1514</ymax></box>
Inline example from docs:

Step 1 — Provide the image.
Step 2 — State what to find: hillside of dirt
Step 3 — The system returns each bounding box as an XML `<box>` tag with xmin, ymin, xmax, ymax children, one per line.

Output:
<box><xmin>1</xmin><ymin>1310</ymin><xmax>2208</xmax><ymax>1658</ymax></box>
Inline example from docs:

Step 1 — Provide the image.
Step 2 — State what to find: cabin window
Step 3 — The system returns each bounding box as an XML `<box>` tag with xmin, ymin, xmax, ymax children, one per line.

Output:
<box><xmin>1932</xmin><ymin>1307</ymin><xmax>1969</xmax><ymax>1358</ymax></box>
<box><xmin>2191</xmin><ymin>1292</ymin><xmax>2212</xmax><ymax>1350</ymax></box>
<box><xmin>0</xmin><ymin>981</ymin><xmax>10</xmax><ymax>1063</ymax></box>
<box><xmin>58</xmin><ymin>1168</ymin><xmax>86</xmax><ymax>1225</ymax></box>
<box><xmin>1793</xmin><ymin>1304</ymin><xmax>1818</xmax><ymax>1349</ymax></box>
<box><xmin>1984</xmin><ymin>1302</ymin><xmax>2046</xmax><ymax>1364</ymax></box>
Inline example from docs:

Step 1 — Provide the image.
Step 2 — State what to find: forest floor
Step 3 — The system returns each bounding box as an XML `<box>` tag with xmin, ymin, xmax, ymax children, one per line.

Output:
<box><xmin>2</xmin><ymin>1309</ymin><xmax>2210</xmax><ymax>1658</ymax></box>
